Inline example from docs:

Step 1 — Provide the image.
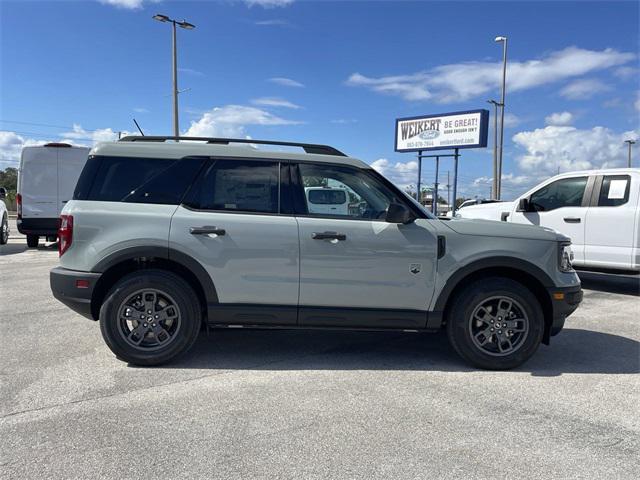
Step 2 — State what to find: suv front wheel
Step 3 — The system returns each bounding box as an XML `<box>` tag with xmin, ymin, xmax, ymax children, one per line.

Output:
<box><xmin>99</xmin><ymin>270</ymin><xmax>202</xmax><ymax>366</ymax></box>
<box><xmin>446</xmin><ymin>277</ymin><xmax>544</xmax><ymax>370</ymax></box>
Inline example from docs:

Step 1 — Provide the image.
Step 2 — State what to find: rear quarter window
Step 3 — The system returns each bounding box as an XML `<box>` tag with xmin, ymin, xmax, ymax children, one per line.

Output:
<box><xmin>73</xmin><ymin>156</ymin><xmax>205</xmax><ymax>205</ymax></box>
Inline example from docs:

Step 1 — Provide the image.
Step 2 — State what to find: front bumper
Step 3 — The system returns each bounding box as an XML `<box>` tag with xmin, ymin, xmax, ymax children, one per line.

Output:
<box><xmin>50</xmin><ymin>266</ymin><xmax>102</xmax><ymax>320</ymax></box>
<box><xmin>546</xmin><ymin>284</ymin><xmax>583</xmax><ymax>337</ymax></box>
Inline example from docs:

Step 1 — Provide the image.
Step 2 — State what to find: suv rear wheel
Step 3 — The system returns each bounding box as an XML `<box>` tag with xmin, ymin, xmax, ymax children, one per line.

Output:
<box><xmin>99</xmin><ymin>270</ymin><xmax>202</xmax><ymax>366</ymax></box>
<box><xmin>446</xmin><ymin>277</ymin><xmax>544</xmax><ymax>370</ymax></box>
<box><xmin>0</xmin><ymin>215</ymin><xmax>8</xmax><ymax>245</ymax></box>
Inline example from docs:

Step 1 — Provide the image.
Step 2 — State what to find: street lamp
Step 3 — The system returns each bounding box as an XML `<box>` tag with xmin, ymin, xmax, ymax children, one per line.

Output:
<box><xmin>153</xmin><ymin>14</ymin><xmax>196</xmax><ymax>138</ymax></box>
<box><xmin>625</xmin><ymin>139</ymin><xmax>636</xmax><ymax>167</ymax></box>
<box><xmin>495</xmin><ymin>35</ymin><xmax>508</xmax><ymax>200</ymax></box>
<box><xmin>487</xmin><ymin>99</ymin><xmax>502</xmax><ymax>200</ymax></box>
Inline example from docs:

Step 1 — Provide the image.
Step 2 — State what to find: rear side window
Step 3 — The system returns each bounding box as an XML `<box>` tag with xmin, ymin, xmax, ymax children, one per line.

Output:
<box><xmin>74</xmin><ymin>156</ymin><xmax>205</xmax><ymax>204</ymax></box>
<box><xmin>185</xmin><ymin>159</ymin><xmax>280</xmax><ymax>214</ymax></box>
<box><xmin>597</xmin><ymin>175</ymin><xmax>630</xmax><ymax>207</ymax></box>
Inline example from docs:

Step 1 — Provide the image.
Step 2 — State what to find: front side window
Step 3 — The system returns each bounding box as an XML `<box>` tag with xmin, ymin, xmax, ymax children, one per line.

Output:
<box><xmin>297</xmin><ymin>163</ymin><xmax>404</xmax><ymax>220</ymax></box>
<box><xmin>187</xmin><ymin>159</ymin><xmax>280</xmax><ymax>214</ymax></box>
<box><xmin>597</xmin><ymin>175</ymin><xmax>630</xmax><ymax>207</ymax></box>
<box><xmin>529</xmin><ymin>177</ymin><xmax>588</xmax><ymax>212</ymax></box>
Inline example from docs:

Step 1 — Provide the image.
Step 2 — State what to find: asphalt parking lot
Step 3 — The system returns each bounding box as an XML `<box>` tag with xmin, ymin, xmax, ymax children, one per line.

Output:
<box><xmin>1</xmin><ymin>218</ymin><xmax>639</xmax><ymax>479</ymax></box>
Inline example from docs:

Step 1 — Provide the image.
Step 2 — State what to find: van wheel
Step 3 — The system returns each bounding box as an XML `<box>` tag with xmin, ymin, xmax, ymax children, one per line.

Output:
<box><xmin>26</xmin><ymin>235</ymin><xmax>39</xmax><ymax>248</ymax></box>
<box><xmin>0</xmin><ymin>215</ymin><xmax>8</xmax><ymax>245</ymax></box>
<box><xmin>99</xmin><ymin>269</ymin><xmax>202</xmax><ymax>366</ymax></box>
<box><xmin>446</xmin><ymin>277</ymin><xmax>544</xmax><ymax>370</ymax></box>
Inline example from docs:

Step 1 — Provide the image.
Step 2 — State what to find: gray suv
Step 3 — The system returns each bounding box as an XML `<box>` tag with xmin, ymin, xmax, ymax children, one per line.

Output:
<box><xmin>50</xmin><ymin>136</ymin><xmax>582</xmax><ymax>369</ymax></box>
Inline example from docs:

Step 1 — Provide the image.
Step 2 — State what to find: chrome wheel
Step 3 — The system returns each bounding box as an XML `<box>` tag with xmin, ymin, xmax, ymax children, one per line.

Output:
<box><xmin>468</xmin><ymin>295</ymin><xmax>529</xmax><ymax>356</ymax></box>
<box><xmin>117</xmin><ymin>289</ymin><xmax>182</xmax><ymax>351</ymax></box>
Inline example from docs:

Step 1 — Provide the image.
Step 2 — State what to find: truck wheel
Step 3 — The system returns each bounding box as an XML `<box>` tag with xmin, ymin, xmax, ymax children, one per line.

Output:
<box><xmin>446</xmin><ymin>277</ymin><xmax>544</xmax><ymax>370</ymax></box>
<box><xmin>26</xmin><ymin>234</ymin><xmax>39</xmax><ymax>248</ymax></box>
<box><xmin>0</xmin><ymin>215</ymin><xmax>8</xmax><ymax>245</ymax></box>
<box><xmin>99</xmin><ymin>270</ymin><xmax>202</xmax><ymax>366</ymax></box>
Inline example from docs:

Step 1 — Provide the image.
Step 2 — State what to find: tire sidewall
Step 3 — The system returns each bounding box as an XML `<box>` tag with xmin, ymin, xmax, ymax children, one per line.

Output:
<box><xmin>0</xmin><ymin>216</ymin><xmax>8</xmax><ymax>245</ymax></box>
<box><xmin>447</xmin><ymin>278</ymin><xmax>544</xmax><ymax>370</ymax></box>
<box><xmin>99</xmin><ymin>270</ymin><xmax>201</xmax><ymax>366</ymax></box>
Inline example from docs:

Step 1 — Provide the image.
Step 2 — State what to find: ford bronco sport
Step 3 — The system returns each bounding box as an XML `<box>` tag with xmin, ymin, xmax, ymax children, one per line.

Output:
<box><xmin>50</xmin><ymin>136</ymin><xmax>582</xmax><ymax>369</ymax></box>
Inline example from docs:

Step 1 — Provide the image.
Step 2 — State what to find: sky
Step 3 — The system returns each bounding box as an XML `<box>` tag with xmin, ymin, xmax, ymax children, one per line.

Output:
<box><xmin>1</xmin><ymin>0</ymin><xmax>638</xmax><ymax>200</ymax></box>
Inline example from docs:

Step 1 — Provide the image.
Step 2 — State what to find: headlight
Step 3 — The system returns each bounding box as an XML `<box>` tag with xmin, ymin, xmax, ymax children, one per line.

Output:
<box><xmin>559</xmin><ymin>242</ymin><xmax>574</xmax><ymax>272</ymax></box>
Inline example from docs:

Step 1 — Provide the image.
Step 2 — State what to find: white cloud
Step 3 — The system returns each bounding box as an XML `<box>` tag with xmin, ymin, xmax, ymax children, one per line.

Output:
<box><xmin>98</xmin><ymin>0</ymin><xmax>158</xmax><ymax>10</ymax></box>
<box><xmin>614</xmin><ymin>66</ymin><xmax>639</xmax><ymax>79</ymax></box>
<box><xmin>133</xmin><ymin>107</ymin><xmax>149</xmax><ymax>113</ymax></box>
<box><xmin>560</xmin><ymin>78</ymin><xmax>610</xmax><ymax>100</ymax></box>
<box><xmin>184</xmin><ymin>105</ymin><xmax>301</xmax><ymax>137</ymax></box>
<box><xmin>251</xmin><ymin>97</ymin><xmax>300</xmax><ymax>109</ymax></box>
<box><xmin>346</xmin><ymin>47</ymin><xmax>633</xmax><ymax>103</ymax></box>
<box><xmin>370</xmin><ymin>158</ymin><xmax>419</xmax><ymax>189</ymax></box>
<box><xmin>513</xmin><ymin>125</ymin><xmax>639</xmax><ymax>175</ymax></box>
<box><xmin>60</xmin><ymin>124</ymin><xmax>126</xmax><ymax>144</ymax></box>
<box><xmin>268</xmin><ymin>77</ymin><xmax>304</xmax><ymax>88</ymax></box>
<box><xmin>254</xmin><ymin>19</ymin><xmax>289</xmax><ymax>26</ymax></box>
<box><xmin>178</xmin><ymin>68</ymin><xmax>204</xmax><ymax>76</ymax></box>
<box><xmin>245</xmin><ymin>0</ymin><xmax>294</xmax><ymax>8</ymax></box>
<box><xmin>331</xmin><ymin>119</ymin><xmax>358</xmax><ymax>124</ymax></box>
<box><xmin>545</xmin><ymin>111</ymin><xmax>574</xmax><ymax>126</ymax></box>
<box><xmin>635</xmin><ymin>91</ymin><xmax>640</xmax><ymax>112</ymax></box>
<box><xmin>503</xmin><ymin>113</ymin><xmax>521</xmax><ymax>128</ymax></box>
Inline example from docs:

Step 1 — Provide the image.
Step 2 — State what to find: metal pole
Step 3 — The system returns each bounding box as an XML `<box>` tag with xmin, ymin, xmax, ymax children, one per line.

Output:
<box><xmin>172</xmin><ymin>20</ymin><xmax>179</xmax><ymax>138</ymax></box>
<box><xmin>625</xmin><ymin>140</ymin><xmax>635</xmax><ymax>167</ymax></box>
<box><xmin>489</xmin><ymin>100</ymin><xmax>499</xmax><ymax>199</ymax></box>
<box><xmin>447</xmin><ymin>170</ymin><xmax>450</xmax><ymax>211</ymax></box>
<box><xmin>452</xmin><ymin>148</ymin><xmax>459</xmax><ymax>216</ymax></box>
<box><xmin>433</xmin><ymin>156</ymin><xmax>440</xmax><ymax>215</ymax></box>
<box><xmin>416</xmin><ymin>150</ymin><xmax>422</xmax><ymax>203</ymax></box>
<box><xmin>497</xmin><ymin>38</ymin><xmax>508</xmax><ymax>200</ymax></box>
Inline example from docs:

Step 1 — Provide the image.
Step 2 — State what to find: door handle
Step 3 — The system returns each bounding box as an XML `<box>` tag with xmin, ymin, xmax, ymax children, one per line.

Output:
<box><xmin>563</xmin><ymin>217</ymin><xmax>581</xmax><ymax>223</ymax></box>
<box><xmin>312</xmin><ymin>231</ymin><xmax>346</xmax><ymax>241</ymax></box>
<box><xmin>190</xmin><ymin>226</ymin><xmax>226</xmax><ymax>236</ymax></box>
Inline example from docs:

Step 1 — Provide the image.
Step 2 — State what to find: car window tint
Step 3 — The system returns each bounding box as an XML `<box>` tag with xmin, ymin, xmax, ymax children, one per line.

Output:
<box><xmin>193</xmin><ymin>160</ymin><xmax>280</xmax><ymax>214</ymax></box>
<box><xmin>298</xmin><ymin>163</ymin><xmax>401</xmax><ymax>220</ymax></box>
<box><xmin>597</xmin><ymin>175</ymin><xmax>630</xmax><ymax>207</ymax></box>
<box><xmin>529</xmin><ymin>177</ymin><xmax>588</xmax><ymax>212</ymax></box>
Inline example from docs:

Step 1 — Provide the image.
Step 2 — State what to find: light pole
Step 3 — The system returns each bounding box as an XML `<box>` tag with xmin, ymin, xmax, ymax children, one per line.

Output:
<box><xmin>624</xmin><ymin>140</ymin><xmax>635</xmax><ymax>167</ymax></box>
<box><xmin>487</xmin><ymin>99</ymin><xmax>502</xmax><ymax>200</ymax></box>
<box><xmin>153</xmin><ymin>14</ymin><xmax>195</xmax><ymax>138</ymax></box>
<box><xmin>495</xmin><ymin>35</ymin><xmax>508</xmax><ymax>199</ymax></box>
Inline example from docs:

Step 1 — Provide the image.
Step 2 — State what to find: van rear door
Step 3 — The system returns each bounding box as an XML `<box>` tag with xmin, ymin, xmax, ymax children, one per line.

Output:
<box><xmin>19</xmin><ymin>147</ymin><xmax>58</xmax><ymax>220</ymax></box>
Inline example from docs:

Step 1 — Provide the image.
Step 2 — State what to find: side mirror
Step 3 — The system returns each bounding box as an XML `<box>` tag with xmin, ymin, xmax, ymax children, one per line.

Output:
<box><xmin>517</xmin><ymin>197</ymin><xmax>531</xmax><ymax>212</ymax></box>
<box><xmin>0</xmin><ymin>187</ymin><xmax>6</xmax><ymax>199</ymax></box>
<box><xmin>386</xmin><ymin>202</ymin><xmax>416</xmax><ymax>224</ymax></box>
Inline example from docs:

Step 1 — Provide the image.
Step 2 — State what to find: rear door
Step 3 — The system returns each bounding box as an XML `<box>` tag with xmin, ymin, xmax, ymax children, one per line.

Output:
<box><xmin>19</xmin><ymin>147</ymin><xmax>58</xmax><ymax>219</ymax></box>
<box><xmin>510</xmin><ymin>175</ymin><xmax>591</xmax><ymax>266</ymax></box>
<box><xmin>293</xmin><ymin>162</ymin><xmax>438</xmax><ymax>329</ymax></box>
<box><xmin>584</xmin><ymin>174</ymin><xmax>636</xmax><ymax>269</ymax></box>
<box><xmin>57</xmin><ymin>147</ymin><xmax>90</xmax><ymax>216</ymax></box>
<box><xmin>169</xmin><ymin>158</ymin><xmax>299</xmax><ymax>325</ymax></box>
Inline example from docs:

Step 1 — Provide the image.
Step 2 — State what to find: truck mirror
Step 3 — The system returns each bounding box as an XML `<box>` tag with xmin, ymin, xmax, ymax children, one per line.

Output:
<box><xmin>517</xmin><ymin>198</ymin><xmax>530</xmax><ymax>212</ymax></box>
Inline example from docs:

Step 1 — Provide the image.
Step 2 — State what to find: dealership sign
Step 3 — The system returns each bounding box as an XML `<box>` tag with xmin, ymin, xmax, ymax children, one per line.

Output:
<box><xmin>395</xmin><ymin>109</ymin><xmax>489</xmax><ymax>152</ymax></box>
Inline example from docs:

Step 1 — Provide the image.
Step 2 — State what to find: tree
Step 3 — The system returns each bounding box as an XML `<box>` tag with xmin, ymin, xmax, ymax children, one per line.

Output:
<box><xmin>0</xmin><ymin>167</ymin><xmax>18</xmax><ymax>192</ymax></box>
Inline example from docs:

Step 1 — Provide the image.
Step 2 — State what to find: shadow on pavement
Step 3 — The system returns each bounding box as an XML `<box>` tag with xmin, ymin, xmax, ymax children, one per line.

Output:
<box><xmin>159</xmin><ymin>327</ymin><xmax>639</xmax><ymax>376</ymax></box>
<box><xmin>577</xmin><ymin>271</ymin><xmax>639</xmax><ymax>296</ymax></box>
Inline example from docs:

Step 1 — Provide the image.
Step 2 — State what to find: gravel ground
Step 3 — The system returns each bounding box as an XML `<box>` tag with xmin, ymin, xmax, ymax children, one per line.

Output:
<box><xmin>1</xmin><ymin>218</ymin><xmax>639</xmax><ymax>479</ymax></box>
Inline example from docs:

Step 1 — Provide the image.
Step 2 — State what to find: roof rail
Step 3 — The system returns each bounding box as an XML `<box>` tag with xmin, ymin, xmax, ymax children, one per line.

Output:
<box><xmin>118</xmin><ymin>136</ymin><xmax>347</xmax><ymax>157</ymax></box>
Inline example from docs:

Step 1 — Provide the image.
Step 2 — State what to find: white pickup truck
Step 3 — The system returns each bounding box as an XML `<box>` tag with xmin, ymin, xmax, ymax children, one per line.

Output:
<box><xmin>456</xmin><ymin>168</ymin><xmax>640</xmax><ymax>273</ymax></box>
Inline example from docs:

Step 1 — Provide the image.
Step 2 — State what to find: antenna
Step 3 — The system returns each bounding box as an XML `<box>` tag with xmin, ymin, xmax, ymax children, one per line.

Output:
<box><xmin>133</xmin><ymin>118</ymin><xmax>145</xmax><ymax>136</ymax></box>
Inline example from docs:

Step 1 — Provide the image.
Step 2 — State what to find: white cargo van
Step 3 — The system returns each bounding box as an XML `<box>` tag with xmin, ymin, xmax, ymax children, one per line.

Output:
<box><xmin>456</xmin><ymin>168</ymin><xmax>640</xmax><ymax>273</ymax></box>
<box><xmin>305</xmin><ymin>186</ymin><xmax>350</xmax><ymax>215</ymax></box>
<box><xmin>17</xmin><ymin>143</ymin><xmax>90</xmax><ymax>248</ymax></box>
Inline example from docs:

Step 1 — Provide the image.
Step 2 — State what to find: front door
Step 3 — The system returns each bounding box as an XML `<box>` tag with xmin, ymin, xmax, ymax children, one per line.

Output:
<box><xmin>293</xmin><ymin>162</ymin><xmax>438</xmax><ymax>328</ymax></box>
<box><xmin>169</xmin><ymin>159</ymin><xmax>299</xmax><ymax>325</ymax></box>
<box><xmin>510</xmin><ymin>175</ymin><xmax>590</xmax><ymax>266</ymax></box>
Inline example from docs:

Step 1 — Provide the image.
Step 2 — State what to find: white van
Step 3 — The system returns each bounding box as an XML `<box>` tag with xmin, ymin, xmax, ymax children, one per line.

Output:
<box><xmin>305</xmin><ymin>186</ymin><xmax>350</xmax><ymax>215</ymax></box>
<box><xmin>17</xmin><ymin>143</ymin><xmax>90</xmax><ymax>248</ymax></box>
<box><xmin>456</xmin><ymin>168</ymin><xmax>640</xmax><ymax>273</ymax></box>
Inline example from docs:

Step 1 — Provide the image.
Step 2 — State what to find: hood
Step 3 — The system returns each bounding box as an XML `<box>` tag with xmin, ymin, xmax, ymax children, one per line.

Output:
<box><xmin>440</xmin><ymin>217</ymin><xmax>562</xmax><ymax>242</ymax></box>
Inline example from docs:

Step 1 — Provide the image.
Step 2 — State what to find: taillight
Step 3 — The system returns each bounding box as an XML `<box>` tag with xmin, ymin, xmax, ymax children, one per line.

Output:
<box><xmin>58</xmin><ymin>215</ymin><xmax>73</xmax><ymax>257</ymax></box>
<box><xmin>16</xmin><ymin>193</ymin><xmax>22</xmax><ymax>219</ymax></box>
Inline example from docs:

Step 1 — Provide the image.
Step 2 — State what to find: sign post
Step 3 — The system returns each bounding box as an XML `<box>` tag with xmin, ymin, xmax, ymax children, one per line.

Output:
<box><xmin>395</xmin><ymin>109</ymin><xmax>489</xmax><ymax>216</ymax></box>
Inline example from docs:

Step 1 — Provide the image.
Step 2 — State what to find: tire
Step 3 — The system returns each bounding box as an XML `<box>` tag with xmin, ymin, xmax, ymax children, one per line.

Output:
<box><xmin>446</xmin><ymin>277</ymin><xmax>544</xmax><ymax>370</ymax></box>
<box><xmin>0</xmin><ymin>215</ymin><xmax>8</xmax><ymax>245</ymax></box>
<box><xmin>99</xmin><ymin>269</ymin><xmax>202</xmax><ymax>366</ymax></box>
<box><xmin>26</xmin><ymin>234</ymin><xmax>39</xmax><ymax>248</ymax></box>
